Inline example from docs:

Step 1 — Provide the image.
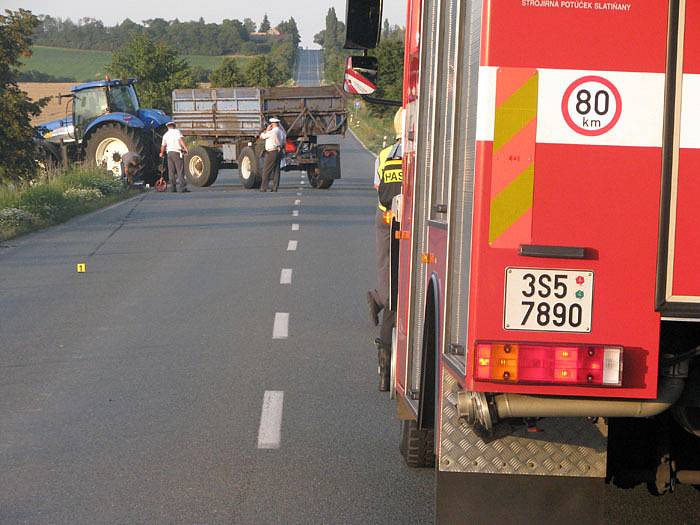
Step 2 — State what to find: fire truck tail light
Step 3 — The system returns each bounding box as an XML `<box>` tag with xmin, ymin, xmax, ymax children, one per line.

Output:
<box><xmin>475</xmin><ymin>343</ymin><xmax>623</xmax><ymax>387</ymax></box>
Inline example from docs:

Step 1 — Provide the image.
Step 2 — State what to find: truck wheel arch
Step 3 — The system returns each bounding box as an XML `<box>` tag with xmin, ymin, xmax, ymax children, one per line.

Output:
<box><xmin>417</xmin><ymin>273</ymin><xmax>440</xmax><ymax>432</ymax></box>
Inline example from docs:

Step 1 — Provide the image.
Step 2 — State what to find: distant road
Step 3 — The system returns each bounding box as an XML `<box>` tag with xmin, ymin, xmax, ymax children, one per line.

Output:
<box><xmin>295</xmin><ymin>49</ymin><xmax>323</xmax><ymax>86</ymax></box>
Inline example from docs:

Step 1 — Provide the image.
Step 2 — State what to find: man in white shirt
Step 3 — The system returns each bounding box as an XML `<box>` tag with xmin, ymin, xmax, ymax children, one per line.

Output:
<box><xmin>259</xmin><ymin>118</ymin><xmax>286</xmax><ymax>192</ymax></box>
<box><xmin>159</xmin><ymin>121</ymin><xmax>190</xmax><ymax>193</ymax></box>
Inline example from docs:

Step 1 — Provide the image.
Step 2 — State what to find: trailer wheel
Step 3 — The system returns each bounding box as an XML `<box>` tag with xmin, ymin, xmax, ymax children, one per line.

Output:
<box><xmin>399</xmin><ymin>420</ymin><xmax>435</xmax><ymax>468</ymax></box>
<box><xmin>85</xmin><ymin>124</ymin><xmax>151</xmax><ymax>179</ymax></box>
<box><xmin>185</xmin><ymin>145</ymin><xmax>219</xmax><ymax>187</ymax></box>
<box><xmin>239</xmin><ymin>146</ymin><xmax>261</xmax><ymax>189</ymax></box>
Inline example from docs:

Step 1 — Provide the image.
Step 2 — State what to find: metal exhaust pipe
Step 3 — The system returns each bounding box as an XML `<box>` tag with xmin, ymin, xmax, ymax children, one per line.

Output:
<box><xmin>492</xmin><ymin>377</ymin><xmax>686</xmax><ymax>419</ymax></box>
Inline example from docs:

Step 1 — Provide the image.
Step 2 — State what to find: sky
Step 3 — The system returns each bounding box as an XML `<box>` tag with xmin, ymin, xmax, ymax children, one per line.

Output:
<box><xmin>1</xmin><ymin>1</ymin><xmax>407</xmax><ymax>47</ymax></box>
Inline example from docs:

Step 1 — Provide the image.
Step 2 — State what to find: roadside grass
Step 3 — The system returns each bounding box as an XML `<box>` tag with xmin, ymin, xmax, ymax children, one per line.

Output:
<box><xmin>347</xmin><ymin>100</ymin><xmax>395</xmax><ymax>154</ymax></box>
<box><xmin>21</xmin><ymin>46</ymin><xmax>252</xmax><ymax>82</ymax></box>
<box><xmin>0</xmin><ymin>166</ymin><xmax>137</xmax><ymax>242</ymax></box>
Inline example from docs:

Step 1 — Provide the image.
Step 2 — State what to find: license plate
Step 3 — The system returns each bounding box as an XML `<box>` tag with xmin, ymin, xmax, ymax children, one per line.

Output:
<box><xmin>504</xmin><ymin>268</ymin><xmax>594</xmax><ymax>333</ymax></box>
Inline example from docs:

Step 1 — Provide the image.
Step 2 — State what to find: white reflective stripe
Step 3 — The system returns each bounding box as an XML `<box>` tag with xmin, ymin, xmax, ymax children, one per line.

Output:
<box><xmin>476</xmin><ymin>66</ymin><xmax>666</xmax><ymax>148</ymax></box>
<box><xmin>476</xmin><ymin>66</ymin><xmax>498</xmax><ymax>143</ymax></box>
<box><xmin>680</xmin><ymin>74</ymin><xmax>700</xmax><ymax>149</ymax></box>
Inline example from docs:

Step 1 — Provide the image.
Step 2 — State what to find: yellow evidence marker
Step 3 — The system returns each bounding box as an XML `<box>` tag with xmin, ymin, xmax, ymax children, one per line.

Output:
<box><xmin>76</xmin><ymin>263</ymin><xmax>86</xmax><ymax>273</ymax></box>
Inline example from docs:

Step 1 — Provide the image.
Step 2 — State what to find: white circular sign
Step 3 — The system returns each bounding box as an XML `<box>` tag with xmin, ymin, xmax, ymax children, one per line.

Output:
<box><xmin>561</xmin><ymin>76</ymin><xmax>622</xmax><ymax>136</ymax></box>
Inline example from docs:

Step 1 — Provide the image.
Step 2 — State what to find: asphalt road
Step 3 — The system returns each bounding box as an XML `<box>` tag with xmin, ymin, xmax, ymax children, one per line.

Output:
<box><xmin>295</xmin><ymin>49</ymin><xmax>322</xmax><ymax>87</ymax></box>
<box><xmin>0</xmin><ymin>48</ymin><xmax>697</xmax><ymax>525</ymax></box>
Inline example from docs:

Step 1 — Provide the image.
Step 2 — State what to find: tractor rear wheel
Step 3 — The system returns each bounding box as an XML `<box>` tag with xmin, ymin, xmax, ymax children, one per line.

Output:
<box><xmin>85</xmin><ymin>124</ymin><xmax>151</xmax><ymax>180</ymax></box>
<box><xmin>185</xmin><ymin>146</ymin><xmax>220</xmax><ymax>187</ymax></box>
<box><xmin>238</xmin><ymin>146</ymin><xmax>261</xmax><ymax>189</ymax></box>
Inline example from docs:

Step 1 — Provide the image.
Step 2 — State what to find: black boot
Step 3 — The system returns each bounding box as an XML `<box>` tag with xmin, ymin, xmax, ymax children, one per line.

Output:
<box><xmin>376</xmin><ymin>338</ymin><xmax>391</xmax><ymax>392</ymax></box>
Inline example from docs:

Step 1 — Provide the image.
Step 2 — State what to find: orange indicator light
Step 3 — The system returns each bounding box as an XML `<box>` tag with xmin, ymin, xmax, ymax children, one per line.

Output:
<box><xmin>421</xmin><ymin>253</ymin><xmax>437</xmax><ymax>264</ymax></box>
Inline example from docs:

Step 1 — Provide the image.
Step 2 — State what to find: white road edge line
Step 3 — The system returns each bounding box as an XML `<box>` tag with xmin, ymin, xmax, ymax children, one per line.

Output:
<box><xmin>273</xmin><ymin>312</ymin><xmax>289</xmax><ymax>339</ymax></box>
<box><xmin>292</xmin><ymin>223</ymin><xmax>300</xmax><ymax>231</ymax></box>
<box><xmin>280</xmin><ymin>268</ymin><xmax>293</xmax><ymax>284</ymax></box>
<box><xmin>292</xmin><ymin>210</ymin><xmax>299</xmax><ymax>217</ymax></box>
<box><xmin>257</xmin><ymin>390</ymin><xmax>284</xmax><ymax>449</ymax></box>
<box><xmin>287</xmin><ymin>240</ymin><xmax>298</xmax><ymax>251</ymax></box>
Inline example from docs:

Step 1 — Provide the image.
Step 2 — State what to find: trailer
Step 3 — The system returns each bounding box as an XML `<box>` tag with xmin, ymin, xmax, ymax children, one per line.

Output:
<box><xmin>171</xmin><ymin>85</ymin><xmax>347</xmax><ymax>189</ymax></box>
<box><xmin>345</xmin><ymin>0</ymin><xmax>700</xmax><ymax>522</ymax></box>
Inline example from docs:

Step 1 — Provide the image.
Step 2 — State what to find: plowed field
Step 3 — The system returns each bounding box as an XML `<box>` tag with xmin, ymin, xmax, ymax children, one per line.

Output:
<box><xmin>19</xmin><ymin>83</ymin><xmax>75</xmax><ymax>124</ymax></box>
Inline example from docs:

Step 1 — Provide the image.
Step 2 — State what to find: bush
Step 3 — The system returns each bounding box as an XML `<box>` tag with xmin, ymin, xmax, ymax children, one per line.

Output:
<box><xmin>61</xmin><ymin>169</ymin><xmax>123</xmax><ymax>195</ymax></box>
<box><xmin>17</xmin><ymin>184</ymin><xmax>70</xmax><ymax>221</ymax></box>
<box><xmin>0</xmin><ymin>207</ymin><xmax>36</xmax><ymax>228</ymax></box>
<box><xmin>63</xmin><ymin>187</ymin><xmax>103</xmax><ymax>201</ymax></box>
<box><xmin>0</xmin><ymin>164</ymin><xmax>134</xmax><ymax>241</ymax></box>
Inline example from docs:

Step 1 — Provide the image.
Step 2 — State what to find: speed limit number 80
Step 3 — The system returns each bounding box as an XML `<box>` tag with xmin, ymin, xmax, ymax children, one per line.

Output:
<box><xmin>562</xmin><ymin>75</ymin><xmax>622</xmax><ymax>137</ymax></box>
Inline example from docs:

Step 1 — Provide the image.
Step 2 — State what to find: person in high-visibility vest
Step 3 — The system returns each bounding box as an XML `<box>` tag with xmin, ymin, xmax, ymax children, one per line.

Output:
<box><xmin>367</xmin><ymin>109</ymin><xmax>404</xmax><ymax>391</ymax></box>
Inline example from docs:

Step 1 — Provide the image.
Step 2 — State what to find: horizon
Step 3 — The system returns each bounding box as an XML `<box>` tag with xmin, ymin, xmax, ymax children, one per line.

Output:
<box><xmin>0</xmin><ymin>1</ymin><xmax>407</xmax><ymax>48</ymax></box>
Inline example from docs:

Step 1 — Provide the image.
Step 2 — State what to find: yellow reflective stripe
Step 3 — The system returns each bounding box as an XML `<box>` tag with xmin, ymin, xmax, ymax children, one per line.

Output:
<box><xmin>488</xmin><ymin>163</ymin><xmax>534</xmax><ymax>244</ymax></box>
<box><xmin>492</xmin><ymin>73</ymin><xmax>538</xmax><ymax>153</ymax></box>
<box><xmin>378</xmin><ymin>203</ymin><xmax>388</xmax><ymax>212</ymax></box>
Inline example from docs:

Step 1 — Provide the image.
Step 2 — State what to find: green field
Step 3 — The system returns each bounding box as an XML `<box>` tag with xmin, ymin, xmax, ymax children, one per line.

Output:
<box><xmin>21</xmin><ymin>46</ymin><xmax>250</xmax><ymax>82</ymax></box>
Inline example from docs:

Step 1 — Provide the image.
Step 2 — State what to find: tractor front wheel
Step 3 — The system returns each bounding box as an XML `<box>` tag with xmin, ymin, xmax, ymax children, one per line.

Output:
<box><xmin>85</xmin><ymin>124</ymin><xmax>151</xmax><ymax>180</ymax></box>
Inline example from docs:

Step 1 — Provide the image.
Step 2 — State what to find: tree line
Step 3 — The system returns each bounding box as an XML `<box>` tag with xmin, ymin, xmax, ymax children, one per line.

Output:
<box><xmin>315</xmin><ymin>8</ymin><xmax>404</xmax><ymax>116</ymax></box>
<box><xmin>33</xmin><ymin>15</ymin><xmax>300</xmax><ymax>57</ymax></box>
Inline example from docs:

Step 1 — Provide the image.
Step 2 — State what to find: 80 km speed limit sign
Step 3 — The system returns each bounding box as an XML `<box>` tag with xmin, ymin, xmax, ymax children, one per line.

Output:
<box><xmin>561</xmin><ymin>76</ymin><xmax>622</xmax><ymax>137</ymax></box>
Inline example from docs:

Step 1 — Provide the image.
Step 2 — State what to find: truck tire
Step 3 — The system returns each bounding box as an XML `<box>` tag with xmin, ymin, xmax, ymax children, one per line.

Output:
<box><xmin>85</xmin><ymin>123</ymin><xmax>151</xmax><ymax>179</ymax></box>
<box><xmin>399</xmin><ymin>420</ymin><xmax>435</xmax><ymax>468</ymax></box>
<box><xmin>239</xmin><ymin>146</ymin><xmax>261</xmax><ymax>189</ymax></box>
<box><xmin>185</xmin><ymin>145</ymin><xmax>219</xmax><ymax>187</ymax></box>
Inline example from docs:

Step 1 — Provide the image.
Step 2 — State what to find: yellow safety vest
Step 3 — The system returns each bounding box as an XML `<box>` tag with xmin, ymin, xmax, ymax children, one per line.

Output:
<box><xmin>376</xmin><ymin>144</ymin><xmax>403</xmax><ymax>212</ymax></box>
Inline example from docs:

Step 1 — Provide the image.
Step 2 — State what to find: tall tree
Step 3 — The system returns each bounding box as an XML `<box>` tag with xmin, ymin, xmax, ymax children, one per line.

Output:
<box><xmin>243</xmin><ymin>18</ymin><xmax>256</xmax><ymax>33</ymax></box>
<box><xmin>259</xmin><ymin>14</ymin><xmax>270</xmax><ymax>33</ymax></box>
<box><xmin>0</xmin><ymin>9</ymin><xmax>47</xmax><ymax>182</ymax></box>
<box><xmin>325</xmin><ymin>8</ymin><xmax>339</xmax><ymax>49</ymax></box>
<box><xmin>210</xmin><ymin>57</ymin><xmax>244</xmax><ymax>88</ymax></box>
<box><xmin>244</xmin><ymin>55</ymin><xmax>284</xmax><ymax>87</ymax></box>
<box><xmin>276</xmin><ymin>17</ymin><xmax>300</xmax><ymax>47</ymax></box>
<box><xmin>108</xmin><ymin>35</ymin><xmax>195</xmax><ymax>112</ymax></box>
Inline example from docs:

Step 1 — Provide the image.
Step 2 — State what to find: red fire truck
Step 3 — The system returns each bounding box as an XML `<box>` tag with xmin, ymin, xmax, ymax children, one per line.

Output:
<box><xmin>345</xmin><ymin>0</ymin><xmax>699</xmax><ymax>522</ymax></box>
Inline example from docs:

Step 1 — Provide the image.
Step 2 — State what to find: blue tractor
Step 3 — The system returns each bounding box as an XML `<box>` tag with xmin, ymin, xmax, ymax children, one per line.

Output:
<box><xmin>36</xmin><ymin>78</ymin><xmax>171</xmax><ymax>183</ymax></box>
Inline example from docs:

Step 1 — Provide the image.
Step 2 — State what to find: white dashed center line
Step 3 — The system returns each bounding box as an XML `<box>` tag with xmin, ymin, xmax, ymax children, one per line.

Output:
<box><xmin>287</xmin><ymin>240</ymin><xmax>298</xmax><ymax>251</ymax></box>
<box><xmin>257</xmin><ymin>391</ymin><xmax>284</xmax><ymax>449</ymax></box>
<box><xmin>292</xmin><ymin>210</ymin><xmax>299</xmax><ymax>217</ymax></box>
<box><xmin>296</xmin><ymin>192</ymin><xmax>302</xmax><ymax>196</ymax></box>
<box><xmin>273</xmin><ymin>312</ymin><xmax>289</xmax><ymax>339</ymax></box>
<box><xmin>280</xmin><ymin>268</ymin><xmax>293</xmax><ymax>284</ymax></box>
<box><xmin>292</xmin><ymin>223</ymin><xmax>299</xmax><ymax>231</ymax></box>
<box><xmin>294</xmin><ymin>199</ymin><xmax>301</xmax><ymax>205</ymax></box>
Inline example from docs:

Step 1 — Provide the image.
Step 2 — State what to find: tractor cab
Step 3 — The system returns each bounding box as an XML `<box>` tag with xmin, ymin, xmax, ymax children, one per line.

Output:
<box><xmin>71</xmin><ymin>80</ymin><xmax>140</xmax><ymax>141</ymax></box>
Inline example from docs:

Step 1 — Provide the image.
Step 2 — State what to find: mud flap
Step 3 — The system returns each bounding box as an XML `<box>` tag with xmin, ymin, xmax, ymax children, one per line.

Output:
<box><xmin>436</xmin><ymin>471</ymin><xmax>604</xmax><ymax>525</ymax></box>
<box><xmin>437</xmin><ymin>366</ymin><xmax>608</xmax><ymax>524</ymax></box>
<box><xmin>317</xmin><ymin>144</ymin><xmax>341</xmax><ymax>180</ymax></box>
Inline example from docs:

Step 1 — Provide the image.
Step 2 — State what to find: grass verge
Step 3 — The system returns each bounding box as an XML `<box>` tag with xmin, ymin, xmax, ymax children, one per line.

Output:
<box><xmin>347</xmin><ymin>100</ymin><xmax>395</xmax><ymax>154</ymax></box>
<box><xmin>0</xmin><ymin>166</ymin><xmax>138</xmax><ymax>242</ymax></box>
